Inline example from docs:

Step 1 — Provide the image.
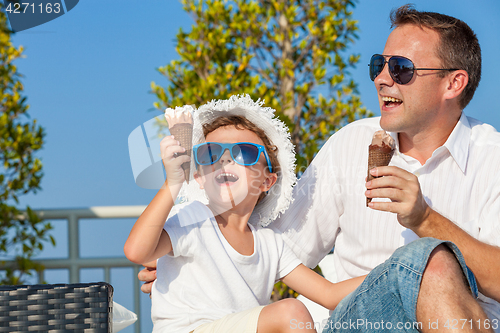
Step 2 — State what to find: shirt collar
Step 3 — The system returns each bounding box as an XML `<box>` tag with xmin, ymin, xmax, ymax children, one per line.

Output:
<box><xmin>387</xmin><ymin>112</ymin><xmax>471</xmax><ymax>173</ymax></box>
<box><xmin>443</xmin><ymin>112</ymin><xmax>471</xmax><ymax>174</ymax></box>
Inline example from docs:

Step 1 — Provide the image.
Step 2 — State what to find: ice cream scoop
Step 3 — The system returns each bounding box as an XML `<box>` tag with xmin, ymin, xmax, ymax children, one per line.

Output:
<box><xmin>164</xmin><ymin>105</ymin><xmax>194</xmax><ymax>183</ymax></box>
<box><xmin>367</xmin><ymin>130</ymin><xmax>395</xmax><ymax>206</ymax></box>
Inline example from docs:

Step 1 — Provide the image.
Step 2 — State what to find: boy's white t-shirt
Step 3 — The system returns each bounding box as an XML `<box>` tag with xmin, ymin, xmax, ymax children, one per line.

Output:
<box><xmin>151</xmin><ymin>201</ymin><xmax>301</xmax><ymax>333</ymax></box>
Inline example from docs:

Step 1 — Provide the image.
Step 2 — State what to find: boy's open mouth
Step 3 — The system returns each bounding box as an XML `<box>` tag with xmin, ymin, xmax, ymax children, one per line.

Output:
<box><xmin>382</xmin><ymin>96</ymin><xmax>403</xmax><ymax>108</ymax></box>
<box><xmin>215</xmin><ymin>172</ymin><xmax>239</xmax><ymax>184</ymax></box>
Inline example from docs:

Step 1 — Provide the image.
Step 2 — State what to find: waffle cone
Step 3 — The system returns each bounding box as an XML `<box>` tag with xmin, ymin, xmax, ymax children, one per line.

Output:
<box><xmin>366</xmin><ymin>144</ymin><xmax>394</xmax><ymax>206</ymax></box>
<box><xmin>169</xmin><ymin>123</ymin><xmax>193</xmax><ymax>184</ymax></box>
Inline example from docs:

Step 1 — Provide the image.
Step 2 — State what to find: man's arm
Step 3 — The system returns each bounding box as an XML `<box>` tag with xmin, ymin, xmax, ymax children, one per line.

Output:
<box><xmin>138</xmin><ymin>261</ymin><xmax>157</xmax><ymax>294</ymax></box>
<box><xmin>414</xmin><ymin>211</ymin><xmax>500</xmax><ymax>302</ymax></box>
<box><xmin>366</xmin><ymin>166</ymin><xmax>500</xmax><ymax>302</ymax></box>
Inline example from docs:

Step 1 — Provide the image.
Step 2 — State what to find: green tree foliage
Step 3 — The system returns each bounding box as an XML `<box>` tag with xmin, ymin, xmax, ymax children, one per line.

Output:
<box><xmin>0</xmin><ymin>4</ymin><xmax>53</xmax><ymax>285</ymax></box>
<box><xmin>152</xmin><ymin>0</ymin><xmax>372</xmax><ymax>172</ymax></box>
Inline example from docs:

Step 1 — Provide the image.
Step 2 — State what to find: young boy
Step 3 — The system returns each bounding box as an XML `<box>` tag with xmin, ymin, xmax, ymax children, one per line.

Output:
<box><xmin>124</xmin><ymin>95</ymin><xmax>364</xmax><ymax>333</ymax></box>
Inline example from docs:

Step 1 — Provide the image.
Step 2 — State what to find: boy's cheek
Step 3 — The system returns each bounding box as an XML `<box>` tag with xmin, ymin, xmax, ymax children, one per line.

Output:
<box><xmin>246</xmin><ymin>165</ymin><xmax>266</xmax><ymax>178</ymax></box>
<box><xmin>249</xmin><ymin>178</ymin><xmax>266</xmax><ymax>193</ymax></box>
<box><xmin>193</xmin><ymin>171</ymin><xmax>205</xmax><ymax>188</ymax></box>
<box><xmin>195</xmin><ymin>165</ymin><xmax>212</xmax><ymax>177</ymax></box>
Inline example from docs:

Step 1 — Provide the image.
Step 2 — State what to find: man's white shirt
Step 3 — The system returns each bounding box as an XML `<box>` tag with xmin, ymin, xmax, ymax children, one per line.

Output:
<box><xmin>273</xmin><ymin>114</ymin><xmax>500</xmax><ymax>325</ymax></box>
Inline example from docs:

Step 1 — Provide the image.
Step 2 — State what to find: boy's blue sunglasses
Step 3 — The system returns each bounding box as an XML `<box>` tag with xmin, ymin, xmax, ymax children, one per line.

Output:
<box><xmin>193</xmin><ymin>142</ymin><xmax>273</xmax><ymax>173</ymax></box>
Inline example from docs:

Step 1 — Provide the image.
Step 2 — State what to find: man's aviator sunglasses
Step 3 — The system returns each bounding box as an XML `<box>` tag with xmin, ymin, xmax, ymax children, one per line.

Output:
<box><xmin>369</xmin><ymin>54</ymin><xmax>458</xmax><ymax>85</ymax></box>
<box><xmin>193</xmin><ymin>142</ymin><xmax>273</xmax><ymax>173</ymax></box>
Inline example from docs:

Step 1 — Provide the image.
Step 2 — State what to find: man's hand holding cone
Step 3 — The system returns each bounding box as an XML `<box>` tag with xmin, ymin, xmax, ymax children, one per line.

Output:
<box><xmin>366</xmin><ymin>130</ymin><xmax>395</xmax><ymax>206</ymax></box>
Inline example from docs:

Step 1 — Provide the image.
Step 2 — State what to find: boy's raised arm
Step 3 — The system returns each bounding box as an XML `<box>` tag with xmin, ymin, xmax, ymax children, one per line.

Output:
<box><xmin>124</xmin><ymin>136</ymin><xmax>189</xmax><ymax>264</ymax></box>
<box><xmin>282</xmin><ymin>264</ymin><xmax>366</xmax><ymax>311</ymax></box>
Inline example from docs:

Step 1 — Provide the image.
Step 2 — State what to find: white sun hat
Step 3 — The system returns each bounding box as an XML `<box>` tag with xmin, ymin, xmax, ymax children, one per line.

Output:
<box><xmin>174</xmin><ymin>94</ymin><xmax>297</xmax><ymax>227</ymax></box>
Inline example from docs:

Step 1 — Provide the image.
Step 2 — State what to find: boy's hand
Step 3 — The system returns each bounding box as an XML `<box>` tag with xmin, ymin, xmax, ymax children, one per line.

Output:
<box><xmin>160</xmin><ymin>135</ymin><xmax>190</xmax><ymax>185</ymax></box>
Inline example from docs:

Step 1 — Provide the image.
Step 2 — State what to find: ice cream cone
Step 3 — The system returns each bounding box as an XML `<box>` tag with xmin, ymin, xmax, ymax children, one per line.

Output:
<box><xmin>165</xmin><ymin>106</ymin><xmax>194</xmax><ymax>184</ymax></box>
<box><xmin>366</xmin><ymin>131</ymin><xmax>395</xmax><ymax>206</ymax></box>
<box><xmin>169</xmin><ymin>123</ymin><xmax>192</xmax><ymax>183</ymax></box>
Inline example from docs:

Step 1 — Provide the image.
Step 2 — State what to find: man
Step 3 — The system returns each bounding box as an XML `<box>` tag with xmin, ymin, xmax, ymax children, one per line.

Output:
<box><xmin>140</xmin><ymin>5</ymin><xmax>500</xmax><ymax>332</ymax></box>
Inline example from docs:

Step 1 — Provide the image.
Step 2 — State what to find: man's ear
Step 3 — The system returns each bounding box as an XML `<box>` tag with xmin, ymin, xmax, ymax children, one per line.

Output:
<box><xmin>443</xmin><ymin>70</ymin><xmax>468</xmax><ymax>101</ymax></box>
<box><xmin>260</xmin><ymin>173</ymin><xmax>278</xmax><ymax>192</ymax></box>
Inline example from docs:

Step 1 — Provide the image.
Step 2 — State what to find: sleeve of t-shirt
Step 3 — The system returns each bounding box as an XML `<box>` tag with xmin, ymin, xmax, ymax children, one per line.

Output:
<box><xmin>163</xmin><ymin>201</ymin><xmax>210</xmax><ymax>258</ymax></box>
<box><xmin>274</xmin><ymin>230</ymin><xmax>302</xmax><ymax>281</ymax></box>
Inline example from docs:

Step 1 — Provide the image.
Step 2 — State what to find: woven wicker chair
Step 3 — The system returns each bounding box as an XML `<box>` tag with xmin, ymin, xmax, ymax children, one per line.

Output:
<box><xmin>0</xmin><ymin>282</ymin><xmax>113</xmax><ymax>333</ymax></box>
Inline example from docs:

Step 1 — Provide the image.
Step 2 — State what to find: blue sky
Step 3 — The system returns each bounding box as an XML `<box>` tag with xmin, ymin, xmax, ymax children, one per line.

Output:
<box><xmin>8</xmin><ymin>1</ymin><xmax>500</xmax><ymax>332</ymax></box>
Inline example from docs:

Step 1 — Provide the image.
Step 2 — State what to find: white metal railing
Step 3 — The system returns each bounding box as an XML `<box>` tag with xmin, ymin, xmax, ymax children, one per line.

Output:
<box><xmin>4</xmin><ymin>206</ymin><xmax>148</xmax><ymax>333</ymax></box>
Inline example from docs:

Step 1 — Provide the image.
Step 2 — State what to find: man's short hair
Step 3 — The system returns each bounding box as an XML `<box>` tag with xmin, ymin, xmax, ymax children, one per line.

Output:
<box><xmin>390</xmin><ymin>4</ymin><xmax>481</xmax><ymax>109</ymax></box>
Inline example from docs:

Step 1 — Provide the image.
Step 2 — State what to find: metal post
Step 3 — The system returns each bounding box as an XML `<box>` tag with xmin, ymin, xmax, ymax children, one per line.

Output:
<box><xmin>104</xmin><ymin>266</ymin><xmax>111</xmax><ymax>283</ymax></box>
<box><xmin>37</xmin><ymin>269</ymin><xmax>44</xmax><ymax>284</ymax></box>
<box><xmin>133</xmin><ymin>265</ymin><xmax>141</xmax><ymax>333</ymax></box>
<box><xmin>67</xmin><ymin>213</ymin><xmax>79</xmax><ymax>283</ymax></box>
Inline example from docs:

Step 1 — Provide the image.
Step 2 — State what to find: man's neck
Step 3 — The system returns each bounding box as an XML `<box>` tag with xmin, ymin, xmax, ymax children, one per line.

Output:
<box><xmin>398</xmin><ymin>115</ymin><xmax>461</xmax><ymax>165</ymax></box>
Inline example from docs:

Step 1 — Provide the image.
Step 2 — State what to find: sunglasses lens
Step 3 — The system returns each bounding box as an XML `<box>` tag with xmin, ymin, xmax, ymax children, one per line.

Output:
<box><xmin>232</xmin><ymin>144</ymin><xmax>260</xmax><ymax>165</ymax></box>
<box><xmin>369</xmin><ymin>55</ymin><xmax>385</xmax><ymax>81</ymax></box>
<box><xmin>197</xmin><ymin>143</ymin><xmax>222</xmax><ymax>165</ymax></box>
<box><xmin>389</xmin><ymin>57</ymin><xmax>414</xmax><ymax>84</ymax></box>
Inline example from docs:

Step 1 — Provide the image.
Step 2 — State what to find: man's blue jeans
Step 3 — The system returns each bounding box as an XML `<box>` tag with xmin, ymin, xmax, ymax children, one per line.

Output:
<box><xmin>322</xmin><ymin>237</ymin><xmax>478</xmax><ymax>332</ymax></box>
